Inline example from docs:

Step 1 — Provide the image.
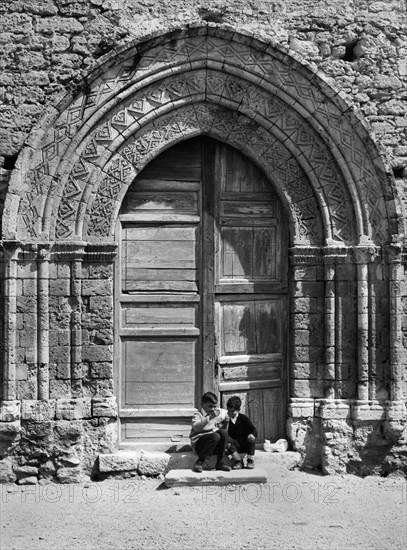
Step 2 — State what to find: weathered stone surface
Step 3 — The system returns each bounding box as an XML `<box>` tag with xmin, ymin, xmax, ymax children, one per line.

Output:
<box><xmin>258</xmin><ymin>451</ymin><xmax>302</xmax><ymax>471</ymax></box>
<box><xmin>0</xmin><ymin>457</ymin><xmax>17</xmax><ymax>483</ymax></box>
<box><xmin>165</xmin><ymin>468</ymin><xmax>268</xmax><ymax>487</ymax></box>
<box><xmin>98</xmin><ymin>451</ymin><xmax>141</xmax><ymax>473</ymax></box>
<box><xmin>18</xmin><ymin>476</ymin><xmax>38</xmax><ymax>485</ymax></box>
<box><xmin>57</xmin><ymin>467</ymin><xmax>84</xmax><ymax>484</ymax></box>
<box><xmin>21</xmin><ymin>400</ymin><xmax>56</xmax><ymax>422</ymax></box>
<box><xmin>55</xmin><ymin>398</ymin><xmax>92</xmax><ymax>420</ymax></box>
<box><xmin>92</xmin><ymin>397</ymin><xmax>117</xmax><ymax>418</ymax></box>
<box><xmin>0</xmin><ymin>421</ymin><xmax>21</xmax><ymax>441</ymax></box>
<box><xmin>138</xmin><ymin>451</ymin><xmax>171</xmax><ymax>476</ymax></box>
<box><xmin>0</xmin><ymin>401</ymin><xmax>21</xmax><ymax>422</ymax></box>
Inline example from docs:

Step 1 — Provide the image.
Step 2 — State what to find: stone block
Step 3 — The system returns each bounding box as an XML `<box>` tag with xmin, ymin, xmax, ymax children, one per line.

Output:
<box><xmin>291</xmin><ymin>379</ymin><xmax>324</xmax><ymax>398</ymax></box>
<box><xmin>35</xmin><ymin>17</ymin><xmax>84</xmax><ymax>35</ymax></box>
<box><xmin>292</xmin><ymin>266</ymin><xmax>318</xmax><ymax>281</ymax></box>
<box><xmin>57</xmin><ymin>467</ymin><xmax>84</xmax><ymax>484</ymax></box>
<box><xmin>16</xmin><ymin>363</ymin><xmax>28</xmax><ymax>381</ymax></box>
<box><xmin>0</xmin><ymin>421</ymin><xmax>21</xmax><ymax>441</ymax></box>
<box><xmin>89</xmin><ymin>362</ymin><xmax>113</xmax><ymax>379</ymax></box>
<box><xmin>21</xmin><ymin>400</ymin><xmax>56</xmax><ymax>422</ymax></box>
<box><xmin>385</xmin><ymin>400</ymin><xmax>407</xmax><ymax>421</ymax></box>
<box><xmin>82</xmin><ymin>345</ymin><xmax>113</xmax><ymax>362</ymax></box>
<box><xmin>16</xmin><ymin>296</ymin><xmax>36</xmax><ymax>313</ymax></box>
<box><xmin>0</xmin><ymin>457</ymin><xmax>16</xmax><ymax>483</ymax></box>
<box><xmin>60</xmin><ymin>455</ymin><xmax>81</xmax><ymax>467</ymax></box>
<box><xmin>82</xmin><ymin>280</ymin><xmax>112</xmax><ymax>296</ymax></box>
<box><xmin>288</xmin><ymin>398</ymin><xmax>315</xmax><ymax>418</ymax></box>
<box><xmin>89</xmin><ymin>296</ymin><xmax>113</xmax><ymax>316</ymax></box>
<box><xmin>98</xmin><ymin>451</ymin><xmax>141</xmax><ymax>473</ymax></box>
<box><xmin>50</xmin><ymin>345</ymin><xmax>70</xmax><ymax>365</ymax></box>
<box><xmin>13</xmin><ymin>464</ymin><xmax>39</xmax><ymax>478</ymax></box>
<box><xmin>55</xmin><ymin>398</ymin><xmax>92</xmax><ymax>420</ymax></box>
<box><xmin>351</xmin><ymin>401</ymin><xmax>386</xmax><ymax>421</ymax></box>
<box><xmin>0</xmin><ymin>400</ymin><xmax>21</xmax><ymax>422</ymax></box>
<box><xmin>18</xmin><ymin>476</ymin><xmax>38</xmax><ymax>485</ymax></box>
<box><xmin>49</xmin><ymin>379</ymin><xmax>72</xmax><ymax>399</ymax></box>
<box><xmin>55</xmin><ymin>362</ymin><xmax>71</xmax><ymax>379</ymax></box>
<box><xmin>293</xmin><ymin>297</ymin><xmax>316</xmax><ymax>313</ymax></box>
<box><xmin>315</xmin><ymin>399</ymin><xmax>351</xmax><ymax>420</ymax></box>
<box><xmin>92</xmin><ymin>396</ymin><xmax>117</xmax><ymax>418</ymax></box>
<box><xmin>291</xmin><ymin>363</ymin><xmax>317</xmax><ymax>378</ymax></box>
<box><xmin>138</xmin><ymin>451</ymin><xmax>171</xmax><ymax>476</ymax></box>
<box><xmin>49</xmin><ymin>278</ymin><xmax>70</xmax><ymax>296</ymax></box>
<box><xmin>165</xmin><ymin>468</ymin><xmax>267</xmax><ymax>487</ymax></box>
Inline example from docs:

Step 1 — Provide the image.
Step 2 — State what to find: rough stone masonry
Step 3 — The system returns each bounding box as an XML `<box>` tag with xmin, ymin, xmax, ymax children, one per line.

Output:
<box><xmin>0</xmin><ymin>0</ymin><xmax>407</xmax><ymax>484</ymax></box>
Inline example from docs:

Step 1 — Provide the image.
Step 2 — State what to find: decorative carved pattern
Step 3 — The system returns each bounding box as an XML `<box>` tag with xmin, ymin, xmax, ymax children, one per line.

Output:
<box><xmin>13</xmin><ymin>31</ymin><xmax>392</xmax><ymax>248</ymax></box>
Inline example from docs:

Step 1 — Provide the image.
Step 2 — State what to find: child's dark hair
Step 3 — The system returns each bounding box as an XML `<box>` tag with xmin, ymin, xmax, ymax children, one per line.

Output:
<box><xmin>226</xmin><ymin>396</ymin><xmax>241</xmax><ymax>411</ymax></box>
<box><xmin>202</xmin><ymin>391</ymin><xmax>218</xmax><ymax>405</ymax></box>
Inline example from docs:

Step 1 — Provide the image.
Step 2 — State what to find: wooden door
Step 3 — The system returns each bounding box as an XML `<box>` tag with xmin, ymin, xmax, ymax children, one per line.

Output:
<box><xmin>117</xmin><ymin>138</ymin><xmax>288</xmax><ymax>449</ymax></box>
<box><xmin>212</xmin><ymin>144</ymin><xmax>288</xmax><ymax>444</ymax></box>
<box><xmin>117</xmin><ymin>140</ymin><xmax>202</xmax><ymax>450</ymax></box>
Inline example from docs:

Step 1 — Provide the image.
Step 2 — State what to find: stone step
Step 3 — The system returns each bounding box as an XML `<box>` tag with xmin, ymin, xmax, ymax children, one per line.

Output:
<box><xmin>98</xmin><ymin>449</ymin><xmax>301</xmax><ymax>478</ymax></box>
<box><xmin>165</xmin><ymin>468</ymin><xmax>268</xmax><ymax>487</ymax></box>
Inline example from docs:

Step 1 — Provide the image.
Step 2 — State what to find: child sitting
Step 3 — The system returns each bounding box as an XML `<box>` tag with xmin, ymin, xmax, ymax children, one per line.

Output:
<box><xmin>226</xmin><ymin>396</ymin><xmax>258</xmax><ymax>470</ymax></box>
<box><xmin>190</xmin><ymin>391</ymin><xmax>231</xmax><ymax>473</ymax></box>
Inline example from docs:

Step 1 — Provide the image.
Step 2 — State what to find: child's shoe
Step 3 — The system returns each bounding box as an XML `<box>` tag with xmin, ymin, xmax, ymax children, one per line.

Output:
<box><xmin>194</xmin><ymin>459</ymin><xmax>204</xmax><ymax>473</ymax></box>
<box><xmin>232</xmin><ymin>460</ymin><xmax>243</xmax><ymax>470</ymax></box>
<box><xmin>215</xmin><ymin>460</ymin><xmax>231</xmax><ymax>472</ymax></box>
<box><xmin>246</xmin><ymin>458</ymin><xmax>255</xmax><ymax>469</ymax></box>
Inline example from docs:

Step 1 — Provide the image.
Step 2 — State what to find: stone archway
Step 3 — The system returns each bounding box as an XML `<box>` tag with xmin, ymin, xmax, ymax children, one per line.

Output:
<box><xmin>1</xmin><ymin>26</ymin><xmax>406</xmax><ymax>474</ymax></box>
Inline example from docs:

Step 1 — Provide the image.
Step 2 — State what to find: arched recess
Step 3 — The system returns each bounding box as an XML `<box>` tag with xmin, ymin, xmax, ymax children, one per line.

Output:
<box><xmin>1</xmin><ymin>25</ymin><xmax>405</xmax><ymax>439</ymax></box>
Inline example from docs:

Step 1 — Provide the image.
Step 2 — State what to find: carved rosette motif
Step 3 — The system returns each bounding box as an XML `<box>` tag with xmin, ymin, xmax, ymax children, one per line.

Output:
<box><xmin>10</xmin><ymin>29</ymin><xmax>393</xmax><ymax>248</ymax></box>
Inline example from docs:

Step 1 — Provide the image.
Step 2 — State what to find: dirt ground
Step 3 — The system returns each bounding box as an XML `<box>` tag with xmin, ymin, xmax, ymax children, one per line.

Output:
<box><xmin>1</xmin><ymin>468</ymin><xmax>406</xmax><ymax>550</ymax></box>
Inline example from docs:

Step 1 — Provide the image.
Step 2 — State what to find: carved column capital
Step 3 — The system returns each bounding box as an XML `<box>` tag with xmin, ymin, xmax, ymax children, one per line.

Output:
<box><xmin>385</xmin><ymin>243</ymin><xmax>403</xmax><ymax>263</ymax></box>
<box><xmin>352</xmin><ymin>246</ymin><xmax>380</xmax><ymax>264</ymax></box>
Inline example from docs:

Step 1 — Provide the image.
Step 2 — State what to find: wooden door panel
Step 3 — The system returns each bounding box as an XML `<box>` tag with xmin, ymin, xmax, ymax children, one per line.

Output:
<box><xmin>122</xmin><ymin>418</ymin><xmax>192</xmax><ymax>445</ymax></box>
<box><xmin>215</xmin><ymin>141</ymin><xmax>288</xmax><ymax>444</ymax></box>
<box><xmin>122</xmin><ymin>225</ymin><xmax>198</xmax><ymax>292</ymax></box>
<box><xmin>118</xmin><ymin>139</ymin><xmax>203</xmax><ymax>449</ymax></box>
<box><xmin>122</xmin><ymin>304</ymin><xmax>197</xmax><ymax>327</ymax></box>
<box><xmin>122</xmin><ymin>339</ymin><xmax>197</xmax><ymax>407</ymax></box>
<box><xmin>219</xmin><ymin>299</ymin><xmax>282</xmax><ymax>356</ymax></box>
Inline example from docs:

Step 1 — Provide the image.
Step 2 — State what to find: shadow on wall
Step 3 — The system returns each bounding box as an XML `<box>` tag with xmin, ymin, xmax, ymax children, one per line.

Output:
<box><xmin>347</xmin><ymin>420</ymin><xmax>406</xmax><ymax>476</ymax></box>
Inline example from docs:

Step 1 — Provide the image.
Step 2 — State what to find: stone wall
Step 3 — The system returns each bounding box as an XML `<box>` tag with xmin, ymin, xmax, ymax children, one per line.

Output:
<box><xmin>0</xmin><ymin>244</ymin><xmax>118</xmax><ymax>483</ymax></box>
<box><xmin>0</xmin><ymin>1</ymin><xmax>406</xmax><ymax>168</ymax></box>
<box><xmin>0</xmin><ymin>1</ymin><xmax>407</xmax><ymax>481</ymax></box>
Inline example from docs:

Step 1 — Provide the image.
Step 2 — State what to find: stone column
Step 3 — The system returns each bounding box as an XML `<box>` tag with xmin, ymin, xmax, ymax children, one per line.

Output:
<box><xmin>323</xmin><ymin>254</ymin><xmax>336</xmax><ymax>399</ymax></box>
<box><xmin>37</xmin><ymin>245</ymin><xmax>51</xmax><ymax>400</ymax></box>
<box><xmin>71</xmin><ymin>249</ymin><xmax>84</xmax><ymax>382</ymax></box>
<box><xmin>387</xmin><ymin>243</ymin><xmax>404</xmax><ymax>401</ymax></box>
<box><xmin>353</xmin><ymin>246</ymin><xmax>377</xmax><ymax>401</ymax></box>
<box><xmin>2</xmin><ymin>241</ymin><xmax>20</xmax><ymax>401</ymax></box>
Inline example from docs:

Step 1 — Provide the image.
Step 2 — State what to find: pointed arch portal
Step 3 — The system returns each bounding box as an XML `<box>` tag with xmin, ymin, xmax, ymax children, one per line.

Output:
<box><xmin>1</xmin><ymin>26</ymin><xmax>406</xmax><ymax>462</ymax></box>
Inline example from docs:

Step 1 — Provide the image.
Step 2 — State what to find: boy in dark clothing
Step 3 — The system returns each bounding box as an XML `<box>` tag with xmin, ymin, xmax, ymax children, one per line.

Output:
<box><xmin>226</xmin><ymin>396</ymin><xmax>258</xmax><ymax>470</ymax></box>
<box><xmin>190</xmin><ymin>391</ymin><xmax>231</xmax><ymax>473</ymax></box>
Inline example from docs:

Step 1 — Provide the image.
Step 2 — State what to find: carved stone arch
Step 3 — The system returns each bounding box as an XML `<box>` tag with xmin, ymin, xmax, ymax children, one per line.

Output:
<box><xmin>3</xmin><ymin>25</ymin><xmax>401</xmax><ymax>246</ymax></box>
<box><xmin>80</xmin><ymin>103</ymin><xmax>324</xmax><ymax>245</ymax></box>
